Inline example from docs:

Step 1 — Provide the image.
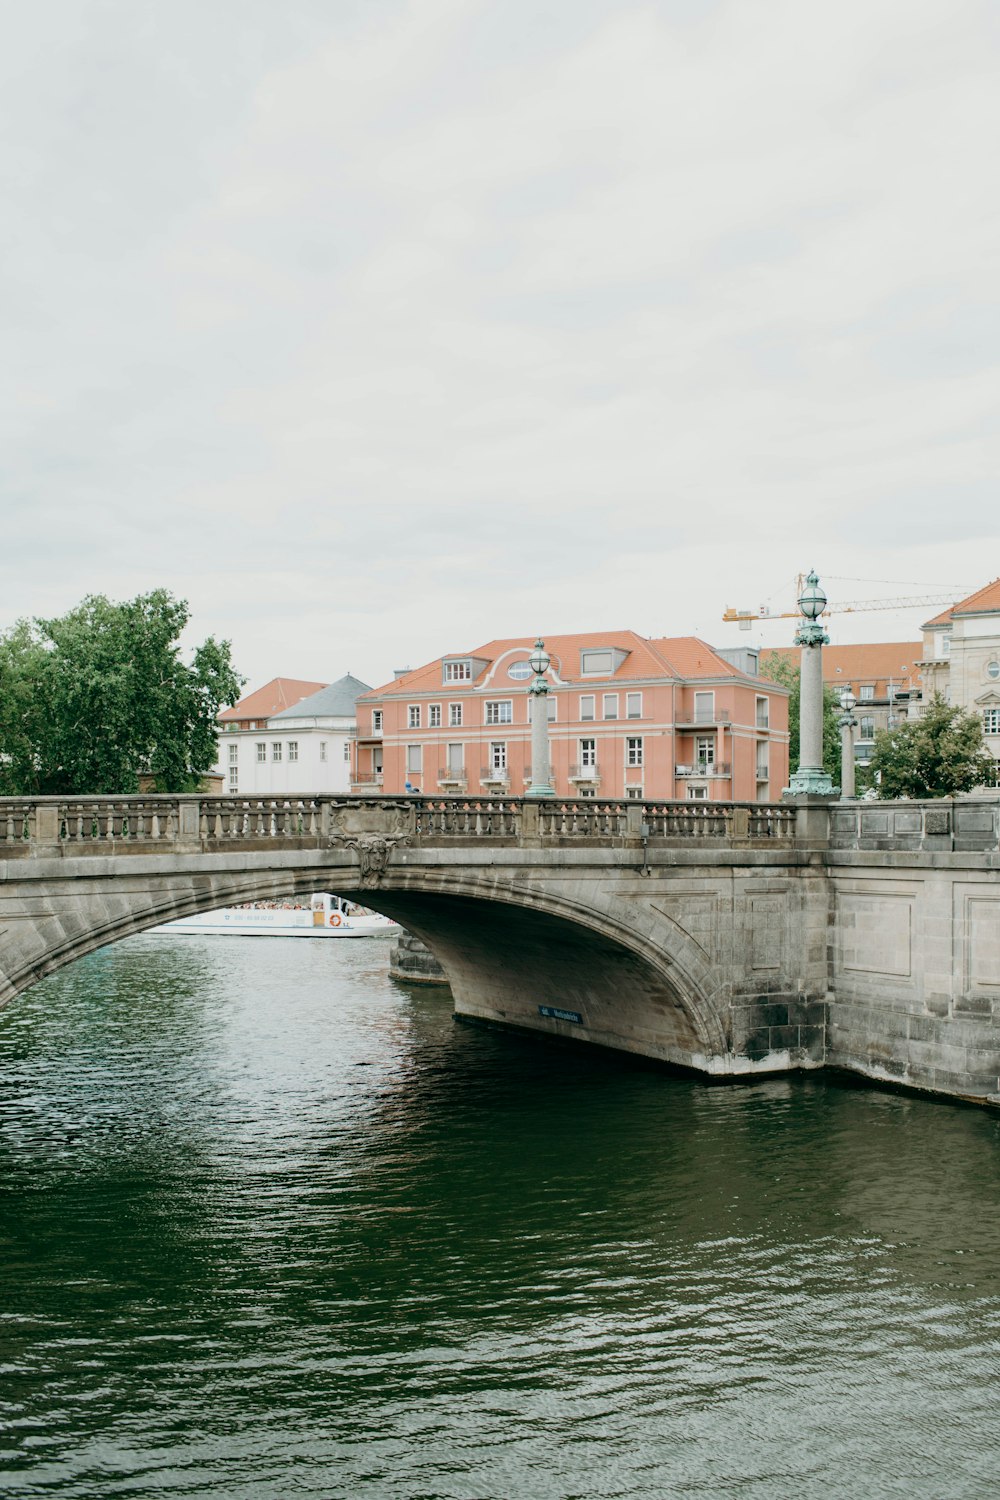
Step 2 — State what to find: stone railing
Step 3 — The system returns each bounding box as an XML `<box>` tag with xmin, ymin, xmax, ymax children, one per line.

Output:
<box><xmin>0</xmin><ymin>793</ymin><xmax>806</xmax><ymax>856</ymax></box>
<box><xmin>829</xmin><ymin>798</ymin><xmax>1000</xmax><ymax>852</ymax></box>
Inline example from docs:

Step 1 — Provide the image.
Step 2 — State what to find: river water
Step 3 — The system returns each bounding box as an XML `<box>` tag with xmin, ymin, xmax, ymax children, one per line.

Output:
<box><xmin>2</xmin><ymin>933</ymin><xmax>1000</xmax><ymax>1498</ymax></box>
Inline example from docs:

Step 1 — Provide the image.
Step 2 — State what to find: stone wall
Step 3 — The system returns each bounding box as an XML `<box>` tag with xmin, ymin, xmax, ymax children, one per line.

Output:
<box><xmin>825</xmin><ymin>852</ymin><xmax>1000</xmax><ymax>1099</ymax></box>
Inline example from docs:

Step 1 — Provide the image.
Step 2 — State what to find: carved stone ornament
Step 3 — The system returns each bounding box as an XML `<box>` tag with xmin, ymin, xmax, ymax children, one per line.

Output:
<box><xmin>924</xmin><ymin>809</ymin><xmax>951</xmax><ymax>836</ymax></box>
<box><xmin>329</xmin><ymin>801</ymin><xmax>413</xmax><ymax>842</ymax></box>
<box><xmin>343</xmin><ymin>834</ymin><xmax>408</xmax><ymax>888</ymax></box>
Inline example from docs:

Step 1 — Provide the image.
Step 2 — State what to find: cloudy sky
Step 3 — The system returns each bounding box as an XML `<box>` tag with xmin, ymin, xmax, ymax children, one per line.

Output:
<box><xmin>3</xmin><ymin>0</ymin><xmax>998</xmax><ymax>691</ymax></box>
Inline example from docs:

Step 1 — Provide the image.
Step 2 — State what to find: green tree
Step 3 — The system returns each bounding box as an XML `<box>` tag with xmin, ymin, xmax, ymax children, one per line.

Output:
<box><xmin>0</xmin><ymin>590</ymin><xmax>244</xmax><ymax>795</ymax></box>
<box><xmin>760</xmin><ymin>650</ymin><xmax>842</xmax><ymax>784</ymax></box>
<box><xmin>869</xmin><ymin>694</ymin><xmax>992</xmax><ymax>799</ymax></box>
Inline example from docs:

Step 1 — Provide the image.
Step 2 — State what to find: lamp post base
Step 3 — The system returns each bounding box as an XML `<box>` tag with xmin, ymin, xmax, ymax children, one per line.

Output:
<box><xmin>783</xmin><ymin>767</ymin><xmax>838</xmax><ymax>797</ymax></box>
<box><xmin>524</xmin><ymin>785</ymin><xmax>555</xmax><ymax>798</ymax></box>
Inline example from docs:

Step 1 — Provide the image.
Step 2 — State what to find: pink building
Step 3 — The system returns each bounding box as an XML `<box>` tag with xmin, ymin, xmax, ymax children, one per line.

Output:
<box><xmin>354</xmin><ymin>632</ymin><xmax>789</xmax><ymax>801</ymax></box>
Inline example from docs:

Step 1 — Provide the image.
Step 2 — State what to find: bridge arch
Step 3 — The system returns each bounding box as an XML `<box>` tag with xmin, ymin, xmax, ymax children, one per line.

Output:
<box><xmin>0</xmin><ymin>863</ymin><xmax>727</xmax><ymax>1074</ymax></box>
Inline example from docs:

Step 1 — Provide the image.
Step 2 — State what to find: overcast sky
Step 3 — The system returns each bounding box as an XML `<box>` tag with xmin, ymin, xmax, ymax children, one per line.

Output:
<box><xmin>3</xmin><ymin>0</ymin><xmax>998</xmax><ymax>691</ymax></box>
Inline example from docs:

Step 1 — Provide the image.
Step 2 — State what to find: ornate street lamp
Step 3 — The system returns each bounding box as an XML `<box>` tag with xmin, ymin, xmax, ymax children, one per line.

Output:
<box><xmin>784</xmin><ymin>569</ymin><xmax>837</xmax><ymax>797</ymax></box>
<box><xmin>525</xmin><ymin>638</ymin><xmax>554</xmax><ymax>798</ymax></box>
<box><xmin>838</xmin><ymin>685</ymin><xmax>858</xmax><ymax>799</ymax></box>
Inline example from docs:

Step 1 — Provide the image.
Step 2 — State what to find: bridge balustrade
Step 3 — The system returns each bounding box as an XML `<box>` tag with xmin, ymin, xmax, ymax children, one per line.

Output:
<box><xmin>0</xmin><ymin>793</ymin><xmax>811</xmax><ymax>854</ymax></box>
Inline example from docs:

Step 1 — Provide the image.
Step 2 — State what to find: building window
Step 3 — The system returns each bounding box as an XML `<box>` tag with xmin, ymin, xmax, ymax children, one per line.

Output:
<box><xmin>373</xmin><ymin>748</ymin><xmax>383</xmax><ymax>776</ymax></box>
<box><xmin>343</xmin><ymin>741</ymin><xmax>351</xmax><ymax>761</ymax></box>
<box><xmin>687</xmin><ymin>784</ymin><xmax>709</xmax><ymax>800</ymax></box>
<box><xmin>288</xmin><ymin>741</ymin><xmax>298</xmax><ymax>762</ymax></box>
<box><xmin>579</xmin><ymin>786</ymin><xmax>596</xmax><ymax>798</ymax></box>
<box><xmin>485</xmin><ymin>700</ymin><xmax>513</xmax><ymax>725</ymax></box>
<box><xmin>444</xmin><ymin>660</ymin><xmax>472</xmax><ymax>682</ymax></box>
<box><xmin>859</xmin><ymin>685</ymin><xmax>875</xmax><ymax>701</ymax></box>
<box><xmin>988</xmin><ymin>661</ymin><xmax>1000</xmax><ymax>680</ymax></box>
<box><xmin>228</xmin><ymin>744</ymin><xmax>238</xmax><ymax>765</ymax></box>
<box><xmin>603</xmin><ymin>694</ymin><xmax>618</xmax><ymax>720</ymax></box>
<box><xmin>579</xmin><ymin>738</ymin><xmax>597</xmax><ymax>768</ymax></box>
<box><xmin>625</xmin><ymin>786</ymin><xmax>643</xmax><ymax>800</ymax></box>
<box><xmin>695</xmin><ymin>735</ymin><xmax>715</xmax><ymax>767</ymax></box>
<box><xmin>228</xmin><ymin>768</ymin><xmax>238</xmax><ymax>792</ymax></box>
<box><xmin>408</xmin><ymin>705</ymin><xmax>421</xmax><ymax>729</ymax></box>
<box><xmin>407</xmin><ymin>745</ymin><xmax>422</xmax><ymax>774</ymax></box>
<box><xmin>429</xmin><ymin>704</ymin><xmax>442</xmax><ymax>728</ymax></box>
<box><xmin>756</xmin><ymin>696</ymin><xmax>769</xmax><ymax>729</ymax></box>
<box><xmin>546</xmin><ymin>696</ymin><xmax>557</xmax><ymax>723</ymax></box>
<box><xmin>756</xmin><ymin>751</ymin><xmax>769</xmax><ymax>779</ymax></box>
<box><xmin>372</xmin><ymin>710</ymin><xmax>383</xmax><ymax>735</ymax></box>
<box><xmin>859</xmin><ymin>716</ymin><xmax>875</xmax><ymax>740</ymax></box>
<box><xmin>626</xmin><ymin>692</ymin><xmax>642</xmax><ymax>719</ymax></box>
<box><xmin>580</xmin><ymin>649</ymin><xmax>614</xmax><ymax>675</ymax></box>
<box><xmin>256</xmin><ymin>742</ymin><xmax>266</xmax><ymax>763</ymax></box>
<box><xmin>694</xmin><ymin>691</ymin><xmax>714</xmax><ymax>723</ymax></box>
<box><xmin>320</xmin><ymin>741</ymin><xmax>327</xmax><ymax>762</ymax></box>
<box><xmin>447</xmin><ymin>743</ymin><xmax>464</xmax><ymax>773</ymax></box>
<box><xmin>579</xmin><ymin>695</ymin><xmax>595</xmax><ymax>721</ymax></box>
<box><xmin>984</xmin><ymin>709</ymin><xmax>1000</xmax><ymax>736</ymax></box>
<box><xmin>449</xmin><ymin>703</ymin><xmax>463</xmax><ymax>727</ymax></box>
<box><xmin>988</xmin><ymin>761</ymin><xmax>1000</xmax><ymax>789</ymax></box>
<box><xmin>626</xmin><ymin>737</ymin><xmax>643</xmax><ymax>767</ymax></box>
<box><xmin>272</xmin><ymin>742</ymin><xmax>282</xmax><ymax>762</ymax></box>
<box><xmin>489</xmin><ymin>742</ymin><xmax>507</xmax><ymax>772</ymax></box>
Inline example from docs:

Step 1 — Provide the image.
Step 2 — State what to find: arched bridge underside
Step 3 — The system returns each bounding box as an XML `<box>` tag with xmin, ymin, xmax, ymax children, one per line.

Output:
<box><xmin>0</xmin><ymin>794</ymin><xmax>828</xmax><ymax>1078</ymax></box>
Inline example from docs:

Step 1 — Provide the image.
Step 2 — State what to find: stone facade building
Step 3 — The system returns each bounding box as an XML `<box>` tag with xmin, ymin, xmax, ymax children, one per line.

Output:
<box><xmin>919</xmin><ymin>579</ymin><xmax>1000</xmax><ymax>789</ymax></box>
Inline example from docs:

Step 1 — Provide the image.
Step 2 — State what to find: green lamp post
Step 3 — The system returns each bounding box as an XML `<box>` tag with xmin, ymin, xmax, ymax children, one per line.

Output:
<box><xmin>525</xmin><ymin>639</ymin><xmax>555</xmax><ymax>798</ymax></box>
<box><xmin>784</xmin><ymin>570</ymin><xmax>837</xmax><ymax>797</ymax></box>
<box><xmin>838</xmin><ymin>685</ymin><xmax>858</xmax><ymax>799</ymax></box>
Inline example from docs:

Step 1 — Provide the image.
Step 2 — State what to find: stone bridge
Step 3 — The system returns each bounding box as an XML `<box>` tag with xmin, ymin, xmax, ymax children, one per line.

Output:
<box><xmin>2</xmin><ymin>793</ymin><xmax>1000</xmax><ymax>1104</ymax></box>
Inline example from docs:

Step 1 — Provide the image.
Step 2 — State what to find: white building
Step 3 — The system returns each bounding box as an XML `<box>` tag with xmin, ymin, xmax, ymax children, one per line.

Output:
<box><xmin>919</xmin><ymin>579</ymin><xmax>1000</xmax><ymax>790</ymax></box>
<box><xmin>218</xmin><ymin>675</ymin><xmax>372</xmax><ymax>796</ymax></box>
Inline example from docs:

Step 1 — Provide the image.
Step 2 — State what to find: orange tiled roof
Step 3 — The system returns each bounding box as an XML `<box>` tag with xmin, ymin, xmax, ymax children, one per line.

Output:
<box><xmin>648</xmin><ymin>637</ymin><xmax>742</xmax><ymax>678</ymax></box>
<box><xmin>762</xmin><ymin>643</ymin><xmax>923</xmax><ymax>688</ymax></box>
<box><xmin>219</xmin><ymin>677</ymin><xmax>329</xmax><ymax>722</ymax></box>
<box><xmin>923</xmin><ymin>578</ymin><xmax>1000</xmax><ymax>629</ymax></box>
<box><xmin>364</xmin><ymin>632</ymin><xmax>749</xmax><ymax>697</ymax></box>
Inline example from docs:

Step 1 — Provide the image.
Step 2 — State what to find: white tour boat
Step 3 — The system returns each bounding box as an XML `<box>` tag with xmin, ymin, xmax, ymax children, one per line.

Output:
<box><xmin>152</xmin><ymin>892</ymin><xmax>398</xmax><ymax>939</ymax></box>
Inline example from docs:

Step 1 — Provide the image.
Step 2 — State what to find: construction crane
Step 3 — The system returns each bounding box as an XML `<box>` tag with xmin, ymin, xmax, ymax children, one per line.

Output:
<box><xmin>723</xmin><ymin>585</ymin><xmax>963</xmax><ymax>629</ymax></box>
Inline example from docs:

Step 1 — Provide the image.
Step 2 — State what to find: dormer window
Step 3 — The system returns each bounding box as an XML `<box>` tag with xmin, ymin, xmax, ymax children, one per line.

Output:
<box><xmin>580</xmin><ymin>646</ymin><xmax>629</xmax><ymax>677</ymax></box>
<box><xmin>444</xmin><ymin>659</ymin><xmax>472</xmax><ymax>682</ymax></box>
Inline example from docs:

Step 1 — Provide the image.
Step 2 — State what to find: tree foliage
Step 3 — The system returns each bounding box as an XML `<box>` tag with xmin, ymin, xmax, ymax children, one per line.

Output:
<box><xmin>0</xmin><ymin>591</ymin><xmax>244</xmax><ymax>795</ymax></box>
<box><xmin>869</xmin><ymin>694</ymin><xmax>993</xmax><ymax>800</ymax></box>
<box><xmin>760</xmin><ymin>650</ymin><xmax>842</xmax><ymax>784</ymax></box>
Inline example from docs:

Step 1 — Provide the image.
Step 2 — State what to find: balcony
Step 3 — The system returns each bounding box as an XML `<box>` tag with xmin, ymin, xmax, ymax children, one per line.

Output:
<box><xmin>675</xmin><ymin>710</ymin><xmax>731</xmax><ymax>728</ymax></box>
<box><xmin>569</xmin><ymin>762</ymin><xmax>600</xmax><ymax>781</ymax></box>
<box><xmin>352</xmin><ymin>772</ymin><xmax>383</xmax><ymax>788</ymax></box>
<box><xmin>523</xmin><ymin>765</ymin><xmax>556</xmax><ymax>784</ymax></box>
<box><xmin>675</xmin><ymin>762</ymin><xmax>732</xmax><ymax>778</ymax></box>
<box><xmin>438</xmin><ymin>766</ymin><xmax>467</xmax><ymax>789</ymax></box>
<box><xmin>480</xmin><ymin>765</ymin><xmax>509</xmax><ymax>787</ymax></box>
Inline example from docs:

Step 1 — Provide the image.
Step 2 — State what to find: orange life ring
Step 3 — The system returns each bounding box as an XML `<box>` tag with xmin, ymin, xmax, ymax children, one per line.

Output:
<box><xmin>329</xmin><ymin>912</ymin><xmax>342</xmax><ymax>927</ymax></box>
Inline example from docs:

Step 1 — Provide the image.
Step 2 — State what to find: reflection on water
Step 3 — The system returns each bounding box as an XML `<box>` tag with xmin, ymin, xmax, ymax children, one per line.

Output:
<box><xmin>2</xmin><ymin>935</ymin><xmax>1000</xmax><ymax>1498</ymax></box>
